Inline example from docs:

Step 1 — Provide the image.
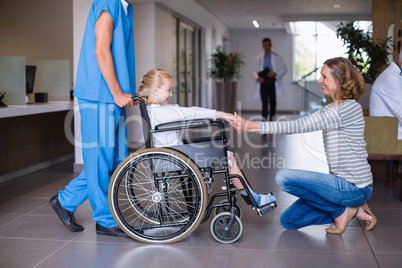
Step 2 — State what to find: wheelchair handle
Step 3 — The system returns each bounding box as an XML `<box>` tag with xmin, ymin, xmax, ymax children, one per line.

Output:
<box><xmin>132</xmin><ymin>96</ymin><xmax>144</xmax><ymax>104</ymax></box>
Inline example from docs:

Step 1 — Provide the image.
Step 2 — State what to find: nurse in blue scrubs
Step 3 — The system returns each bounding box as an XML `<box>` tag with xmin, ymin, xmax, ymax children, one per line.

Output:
<box><xmin>49</xmin><ymin>0</ymin><xmax>135</xmax><ymax>237</ymax></box>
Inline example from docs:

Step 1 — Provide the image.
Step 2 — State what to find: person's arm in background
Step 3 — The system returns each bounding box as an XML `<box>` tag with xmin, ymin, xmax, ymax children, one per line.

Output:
<box><xmin>95</xmin><ymin>10</ymin><xmax>134</xmax><ymax>108</ymax></box>
<box><xmin>377</xmin><ymin>76</ymin><xmax>402</xmax><ymax>123</ymax></box>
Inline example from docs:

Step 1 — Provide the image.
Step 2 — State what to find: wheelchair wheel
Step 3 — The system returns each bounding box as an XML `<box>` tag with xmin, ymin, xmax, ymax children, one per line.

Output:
<box><xmin>214</xmin><ymin>200</ymin><xmax>242</xmax><ymax>219</ymax></box>
<box><xmin>210</xmin><ymin>212</ymin><xmax>243</xmax><ymax>243</ymax></box>
<box><xmin>109</xmin><ymin>148</ymin><xmax>207</xmax><ymax>243</ymax></box>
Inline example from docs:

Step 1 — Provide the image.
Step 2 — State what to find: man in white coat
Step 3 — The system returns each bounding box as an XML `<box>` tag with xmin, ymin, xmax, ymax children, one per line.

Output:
<box><xmin>253</xmin><ymin>38</ymin><xmax>287</xmax><ymax>121</ymax></box>
<box><xmin>369</xmin><ymin>49</ymin><xmax>402</xmax><ymax>139</ymax></box>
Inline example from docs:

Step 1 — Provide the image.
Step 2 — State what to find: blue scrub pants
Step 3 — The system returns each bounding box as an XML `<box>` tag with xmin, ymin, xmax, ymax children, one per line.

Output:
<box><xmin>58</xmin><ymin>98</ymin><xmax>128</xmax><ymax>228</ymax></box>
<box><xmin>275</xmin><ymin>169</ymin><xmax>372</xmax><ymax>230</ymax></box>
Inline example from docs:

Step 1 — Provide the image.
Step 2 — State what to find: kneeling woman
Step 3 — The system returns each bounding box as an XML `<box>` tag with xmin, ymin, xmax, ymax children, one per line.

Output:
<box><xmin>232</xmin><ymin>57</ymin><xmax>376</xmax><ymax>234</ymax></box>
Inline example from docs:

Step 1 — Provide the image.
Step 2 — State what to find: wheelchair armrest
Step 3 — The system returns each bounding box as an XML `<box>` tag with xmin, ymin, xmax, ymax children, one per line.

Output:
<box><xmin>154</xmin><ymin>119</ymin><xmax>214</xmax><ymax>132</ymax></box>
<box><xmin>211</xmin><ymin>119</ymin><xmax>225</xmax><ymax>128</ymax></box>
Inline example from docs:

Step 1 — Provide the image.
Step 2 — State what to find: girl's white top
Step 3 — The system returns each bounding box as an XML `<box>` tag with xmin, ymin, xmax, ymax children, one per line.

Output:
<box><xmin>147</xmin><ymin>104</ymin><xmax>216</xmax><ymax>148</ymax></box>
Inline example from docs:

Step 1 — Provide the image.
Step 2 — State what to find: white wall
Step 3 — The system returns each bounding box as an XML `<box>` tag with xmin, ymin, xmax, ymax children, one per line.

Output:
<box><xmin>133</xmin><ymin>1</ymin><xmax>229</xmax><ymax>108</ymax></box>
<box><xmin>132</xmin><ymin>3</ymin><xmax>157</xmax><ymax>82</ymax></box>
<box><xmin>0</xmin><ymin>0</ymin><xmax>73</xmax><ymax>80</ymax></box>
<box><xmin>230</xmin><ymin>29</ymin><xmax>295</xmax><ymax>112</ymax></box>
<box><xmin>73</xmin><ymin>0</ymin><xmax>93</xmax><ymax>85</ymax></box>
<box><xmin>155</xmin><ymin>6</ymin><xmax>174</xmax><ymax>74</ymax></box>
<box><xmin>72</xmin><ymin>0</ymin><xmax>93</xmax><ymax>168</ymax></box>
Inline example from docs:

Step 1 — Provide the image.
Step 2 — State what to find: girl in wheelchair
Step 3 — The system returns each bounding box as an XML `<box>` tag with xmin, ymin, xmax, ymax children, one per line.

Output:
<box><xmin>136</xmin><ymin>69</ymin><xmax>276</xmax><ymax>208</ymax></box>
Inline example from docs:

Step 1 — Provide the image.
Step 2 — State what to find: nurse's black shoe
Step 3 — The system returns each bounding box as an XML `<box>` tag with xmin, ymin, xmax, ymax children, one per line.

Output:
<box><xmin>96</xmin><ymin>223</ymin><xmax>129</xmax><ymax>238</ymax></box>
<box><xmin>49</xmin><ymin>194</ymin><xmax>84</xmax><ymax>232</ymax></box>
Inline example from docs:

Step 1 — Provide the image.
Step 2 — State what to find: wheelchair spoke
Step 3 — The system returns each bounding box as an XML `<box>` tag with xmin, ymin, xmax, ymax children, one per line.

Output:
<box><xmin>109</xmin><ymin>149</ymin><xmax>207</xmax><ymax>243</ymax></box>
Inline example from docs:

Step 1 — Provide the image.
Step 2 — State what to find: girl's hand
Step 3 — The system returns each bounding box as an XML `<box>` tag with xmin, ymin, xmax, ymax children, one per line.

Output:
<box><xmin>231</xmin><ymin>112</ymin><xmax>260</xmax><ymax>133</ymax></box>
<box><xmin>216</xmin><ymin>111</ymin><xmax>237</xmax><ymax>123</ymax></box>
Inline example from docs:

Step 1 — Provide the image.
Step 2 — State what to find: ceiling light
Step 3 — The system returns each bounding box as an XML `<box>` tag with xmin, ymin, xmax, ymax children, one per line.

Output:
<box><xmin>252</xmin><ymin>20</ymin><xmax>259</xmax><ymax>28</ymax></box>
<box><xmin>333</xmin><ymin>4</ymin><xmax>340</xmax><ymax>8</ymax></box>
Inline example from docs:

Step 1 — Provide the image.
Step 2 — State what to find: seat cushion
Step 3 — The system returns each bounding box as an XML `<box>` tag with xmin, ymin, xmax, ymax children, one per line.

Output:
<box><xmin>364</xmin><ymin>116</ymin><xmax>398</xmax><ymax>154</ymax></box>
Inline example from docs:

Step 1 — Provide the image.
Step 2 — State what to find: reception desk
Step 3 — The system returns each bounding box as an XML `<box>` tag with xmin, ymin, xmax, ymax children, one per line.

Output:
<box><xmin>0</xmin><ymin>101</ymin><xmax>74</xmax><ymax>118</ymax></box>
<box><xmin>0</xmin><ymin>101</ymin><xmax>75</xmax><ymax>182</ymax></box>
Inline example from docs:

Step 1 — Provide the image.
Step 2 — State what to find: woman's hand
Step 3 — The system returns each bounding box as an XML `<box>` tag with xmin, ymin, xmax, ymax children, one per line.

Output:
<box><xmin>231</xmin><ymin>112</ymin><xmax>260</xmax><ymax>133</ymax></box>
<box><xmin>216</xmin><ymin>111</ymin><xmax>237</xmax><ymax>123</ymax></box>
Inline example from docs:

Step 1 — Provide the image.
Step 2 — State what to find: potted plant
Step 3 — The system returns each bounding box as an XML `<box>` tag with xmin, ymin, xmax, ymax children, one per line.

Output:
<box><xmin>336</xmin><ymin>21</ymin><xmax>391</xmax><ymax>108</ymax></box>
<box><xmin>209</xmin><ymin>46</ymin><xmax>244</xmax><ymax>113</ymax></box>
<box><xmin>336</xmin><ymin>21</ymin><xmax>391</xmax><ymax>84</ymax></box>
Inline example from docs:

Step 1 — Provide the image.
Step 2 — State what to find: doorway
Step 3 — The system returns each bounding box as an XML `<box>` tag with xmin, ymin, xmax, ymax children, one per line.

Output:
<box><xmin>172</xmin><ymin>18</ymin><xmax>201</xmax><ymax>107</ymax></box>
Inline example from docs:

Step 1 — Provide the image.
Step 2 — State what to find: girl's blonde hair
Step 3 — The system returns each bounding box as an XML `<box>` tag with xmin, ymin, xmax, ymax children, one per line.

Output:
<box><xmin>137</xmin><ymin>69</ymin><xmax>173</xmax><ymax>105</ymax></box>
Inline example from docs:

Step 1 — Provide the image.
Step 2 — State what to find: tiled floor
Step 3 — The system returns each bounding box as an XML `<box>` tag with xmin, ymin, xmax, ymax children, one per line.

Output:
<box><xmin>1</xmin><ymin>113</ymin><xmax>401</xmax><ymax>268</ymax></box>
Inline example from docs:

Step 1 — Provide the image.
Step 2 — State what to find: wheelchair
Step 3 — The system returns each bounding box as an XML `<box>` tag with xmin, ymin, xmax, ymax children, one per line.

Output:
<box><xmin>108</xmin><ymin>97</ymin><xmax>277</xmax><ymax>244</ymax></box>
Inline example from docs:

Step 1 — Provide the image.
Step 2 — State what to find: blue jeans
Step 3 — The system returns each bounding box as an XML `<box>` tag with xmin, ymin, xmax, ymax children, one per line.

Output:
<box><xmin>275</xmin><ymin>169</ymin><xmax>372</xmax><ymax>230</ymax></box>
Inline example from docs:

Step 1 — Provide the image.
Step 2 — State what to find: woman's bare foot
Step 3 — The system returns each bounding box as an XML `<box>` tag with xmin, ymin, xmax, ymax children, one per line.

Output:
<box><xmin>326</xmin><ymin>207</ymin><xmax>358</xmax><ymax>235</ymax></box>
<box><xmin>356</xmin><ymin>203</ymin><xmax>377</xmax><ymax>231</ymax></box>
<box><xmin>356</xmin><ymin>206</ymin><xmax>372</xmax><ymax>221</ymax></box>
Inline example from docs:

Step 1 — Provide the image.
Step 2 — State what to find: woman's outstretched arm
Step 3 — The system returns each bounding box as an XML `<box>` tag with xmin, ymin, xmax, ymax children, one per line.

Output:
<box><xmin>231</xmin><ymin>112</ymin><xmax>260</xmax><ymax>133</ymax></box>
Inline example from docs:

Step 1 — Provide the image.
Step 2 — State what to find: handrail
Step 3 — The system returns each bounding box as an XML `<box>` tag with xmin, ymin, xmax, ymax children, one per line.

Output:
<box><xmin>299</xmin><ymin>66</ymin><xmax>321</xmax><ymax>80</ymax></box>
<box><xmin>294</xmin><ymin>66</ymin><xmax>326</xmax><ymax>115</ymax></box>
<box><xmin>296</xmin><ymin>82</ymin><xmax>323</xmax><ymax>99</ymax></box>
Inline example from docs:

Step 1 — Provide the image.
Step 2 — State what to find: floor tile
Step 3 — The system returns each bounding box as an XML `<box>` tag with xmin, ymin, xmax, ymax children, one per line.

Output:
<box><xmin>267</xmin><ymin>225</ymin><xmax>373</xmax><ymax>253</ymax></box>
<box><xmin>172</xmin><ymin>221</ymin><xmax>272</xmax><ymax>250</ymax></box>
<box><xmin>150</xmin><ymin>246</ymin><xmax>267</xmax><ymax>268</ymax></box>
<box><xmin>36</xmin><ymin>242</ymin><xmax>164</xmax><ymax>268</ymax></box>
<box><xmin>365</xmin><ymin>228</ymin><xmax>402</xmax><ymax>255</ymax></box>
<box><xmin>0</xmin><ymin>238</ymin><xmax>67</xmax><ymax>268</ymax></box>
<box><xmin>265</xmin><ymin>250</ymin><xmax>379</xmax><ymax>268</ymax></box>
<box><xmin>0</xmin><ymin>213</ymin><xmax>21</xmax><ymax>227</ymax></box>
<box><xmin>375</xmin><ymin>254</ymin><xmax>402</xmax><ymax>268</ymax></box>
<box><xmin>0</xmin><ymin>214</ymin><xmax>85</xmax><ymax>241</ymax></box>
<box><xmin>0</xmin><ymin>196</ymin><xmax>47</xmax><ymax>214</ymax></box>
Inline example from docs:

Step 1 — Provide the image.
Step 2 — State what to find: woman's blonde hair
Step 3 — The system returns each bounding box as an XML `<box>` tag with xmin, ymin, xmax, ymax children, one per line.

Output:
<box><xmin>137</xmin><ymin>69</ymin><xmax>173</xmax><ymax>105</ymax></box>
<box><xmin>323</xmin><ymin>57</ymin><xmax>366</xmax><ymax>101</ymax></box>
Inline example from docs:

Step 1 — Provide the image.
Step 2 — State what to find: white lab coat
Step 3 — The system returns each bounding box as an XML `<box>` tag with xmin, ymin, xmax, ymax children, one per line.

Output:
<box><xmin>147</xmin><ymin>104</ymin><xmax>216</xmax><ymax>147</ymax></box>
<box><xmin>369</xmin><ymin>62</ymin><xmax>402</xmax><ymax>139</ymax></box>
<box><xmin>253</xmin><ymin>51</ymin><xmax>287</xmax><ymax>99</ymax></box>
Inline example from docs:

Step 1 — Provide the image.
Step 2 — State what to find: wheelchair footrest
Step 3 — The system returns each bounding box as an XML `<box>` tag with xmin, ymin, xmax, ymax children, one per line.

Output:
<box><xmin>241</xmin><ymin>192</ymin><xmax>277</xmax><ymax>216</ymax></box>
<box><xmin>256</xmin><ymin>201</ymin><xmax>277</xmax><ymax>216</ymax></box>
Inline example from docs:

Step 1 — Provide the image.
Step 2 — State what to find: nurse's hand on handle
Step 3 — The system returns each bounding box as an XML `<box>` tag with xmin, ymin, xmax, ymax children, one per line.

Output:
<box><xmin>113</xmin><ymin>92</ymin><xmax>134</xmax><ymax>108</ymax></box>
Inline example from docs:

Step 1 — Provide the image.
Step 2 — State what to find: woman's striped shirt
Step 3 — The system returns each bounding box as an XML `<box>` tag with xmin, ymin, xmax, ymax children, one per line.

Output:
<box><xmin>259</xmin><ymin>99</ymin><xmax>372</xmax><ymax>187</ymax></box>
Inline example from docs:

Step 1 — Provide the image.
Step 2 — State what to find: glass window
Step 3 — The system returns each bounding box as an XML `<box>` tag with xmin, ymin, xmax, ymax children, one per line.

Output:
<box><xmin>292</xmin><ymin>21</ymin><xmax>372</xmax><ymax>80</ymax></box>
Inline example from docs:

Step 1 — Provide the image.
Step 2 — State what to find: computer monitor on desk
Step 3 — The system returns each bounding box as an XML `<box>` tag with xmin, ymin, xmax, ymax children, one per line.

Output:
<box><xmin>26</xmin><ymin>65</ymin><xmax>36</xmax><ymax>104</ymax></box>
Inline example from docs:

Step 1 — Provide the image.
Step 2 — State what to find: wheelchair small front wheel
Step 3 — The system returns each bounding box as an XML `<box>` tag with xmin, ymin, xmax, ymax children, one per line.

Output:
<box><xmin>210</xmin><ymin>212</ymin><xmax>243</xmax><ymax>243</ymax></box>
<box><xmin>214</xmin><ymin>200</ymin><xmax>242</xmax><ymax>219</ymax></box>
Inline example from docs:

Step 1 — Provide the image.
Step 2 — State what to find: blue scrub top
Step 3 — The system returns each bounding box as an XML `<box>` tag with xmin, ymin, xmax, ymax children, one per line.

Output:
<box><xmin>74</xmin><ymin>0</ymin><xmax>136</xmax><ymax>103</ymax></box>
